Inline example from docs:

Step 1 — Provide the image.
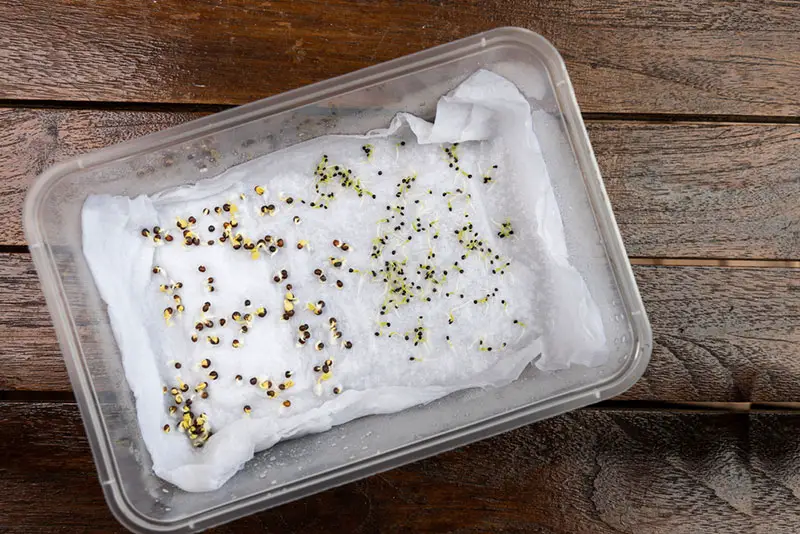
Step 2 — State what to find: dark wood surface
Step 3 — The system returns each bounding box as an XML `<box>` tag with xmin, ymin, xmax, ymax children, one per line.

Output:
<box><xmin>7</xmin><ymin>403</ymin><xmax>800</xmax><ymax>533</ymax></box>
<box><xmin>2</xmin><ymin>0</ymin><xmax>799</xmax><ymax>531</ymax></box>
<box><xmin>2</xmin><ymin>0</ymin><xmax>799</xmax><ymax>116</ymax></box>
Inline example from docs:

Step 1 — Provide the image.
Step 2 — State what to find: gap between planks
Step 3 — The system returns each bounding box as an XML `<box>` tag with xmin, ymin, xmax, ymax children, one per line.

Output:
<box><xmin>630</xmin><ymin>257</ymin><xmax>800</xmax><ymax>268</ymax></box>
<box><xmin>6</xmin><ymin>245</ymin><xmax>800</xmax><ymax>269</ymax></box>
<box><xmin>0</xmin><ymin>98</ymin><xmax>797</xmax><ymax>126</ymax></box>
<box><xmin>2</xmin><ymin>390</ymin><xmax>799</xmax><ymax>416</ymax></box>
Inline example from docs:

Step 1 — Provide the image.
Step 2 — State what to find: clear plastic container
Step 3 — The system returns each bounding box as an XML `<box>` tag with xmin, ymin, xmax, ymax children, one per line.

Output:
<box><xmin>24</xmin><ymin>27</ymin><xmax>651</xmax><ymax>532</ymax></box>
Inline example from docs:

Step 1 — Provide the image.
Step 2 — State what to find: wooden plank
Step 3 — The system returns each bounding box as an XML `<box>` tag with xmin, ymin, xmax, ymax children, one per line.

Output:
<box><xmin>4</xmin><ymin>251</ymin><xmax>800</xmax><ymax>402</ymax></box>
<box><xmin>4</xmin><ymin>107</ymin><xmax>799</xmax><ymax>256</ymax></box>
<box><xmin>0</xmin><ymin>108</ymin><xmax>204</xmax><ymax>248</ymax></box>
<box><xmin>3</xmin><ymin>403</ymin><xmax>780</xmax><ymax>533</ymax></box>
<box><xmin>1</xmin><ymin>0</ymin><xmax>798</xmax><ymax>115</ymax></box>
<box><xmin>592</xmin><ymin>122</ymin><xmax>800</xmax><ymax>259</ymax></box>
<box><xmin>621</xmin><ymin>266</ymin><xmax>800</xmax><ymax>403</ymax></box>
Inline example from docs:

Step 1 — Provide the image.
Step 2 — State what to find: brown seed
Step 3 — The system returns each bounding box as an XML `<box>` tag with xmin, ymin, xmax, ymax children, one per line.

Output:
<box><xmin>209</xmin><ymin>371</ymin><xmax>218</xmax><ymax>380</ymax></box>
<box><xmin>278</xmin><ymin>383</ymin><xmax>286</xmax><ymax>390</ymax></box>
<box><xmin>141</xmin><ymin>229</ymin><xmax>150</xmax><ymax>237</ymax></box>
<box><xmin>333</xmin><ymin>387</ymin><xmax>341</xmax><ymax>395</ymax></box>
<box><xmin>299</xmin><ymin>324</ymin><xmax>309</xmax><ymax>331</ymax></box>
<box><xmin>277</xmin><ymin>238</ymin><xmax>285</xmax><ymax>248</ymax></box>
<box><xmin>235</xmin><ymin>374</ymin><xmax>243</xmax><ymax>381</ymax></box>
<box><xmin>273</xmin><ymin>275</ymin><xmax>281</xmax><ymax>283</ymax></box>
<box><xmin>198</xmin><ymin>265</ymin><xmax>206</xmax><ymax>273</ymax></box>
<box><xmin>223</xmin><ymin>203</ymin><xmax>231</xmax><ymax>212</ymax></box>
<box><xmin>336</xmin><ymin>280</ymin><xmax>344</xmax><ymax>288</ymax></box>
<box><xmin>332</xmin><ymin>239</ymin><xmax>340</xmax><ymax>247</ymax></box>
<box><xmin>188</xmin><ymin>216</ymin><xmax>197</xmax><ymax>224</ymax></box>
<box><xmin>341</xmin><ymin>243</ymin><xmax>350</xmax><ymax>251</ymax></box>
<box><xmin>165</xmin><ymin>234</ymin><xmax>174</xmax><ymax>242</ymax></box>
<box><xmin>345</xmin><ymin>341</ymin><xmax>353</xmax><ymax>349</ymax></box>
<box><xmin>267</xmin><ymin>390</ymin><xmax>276</xmax><ymax>398</ymax></box>
<box><xmin>174</xmin><ymin>362</ymin><xmax>181</xmax><ymax>369</ymax></box>
<box><xmin>202</xmin><ymin>302</ymin><xmax>211</xmax><ymax>313</ymax></box>
<box><xmin>243</xmin><ymin>405</ymin><xmax>251</xmax><ymax>413</ymax></box>
<box><xmin>250</xmin><ymin>377</ymin><xmax>257</xmax><ymax>385</ymax></box>
<box><xmin>201</xmin><ymin>359</ymin><xmax>211</xmax><ymax>368</ymax></box>
<box><xmin>201</xmin><ymin>391</ymin><xmax>209</xmax><ymax>399</ymax></box>
<box><xmin>219</xmin><ymin>318</ymin><xmax>227</xmax><ymax>326</ymax></box>
<box><xmin>283</xmin><ymin>400</ymin><xmax>291</xmax><ymax>407</ymax></box>
<box><xmin>325</xmin><ymin>359</ymin><xmax>333</xmax><ymax>366</ymax></box>
<box><xmin>281</xmin><ymin>269</ymin><xmax>288</xmax><ymax>279</ymax></box>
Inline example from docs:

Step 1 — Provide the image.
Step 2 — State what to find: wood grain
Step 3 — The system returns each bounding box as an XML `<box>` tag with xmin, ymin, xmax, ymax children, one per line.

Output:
<box><xmin>1</xmin><ymin>0</ymin><xmax>799</xmax><ymax>115</ymax></box>
<box><xmin>621</xmin><ymin>266</ymin><xmax>800</xmax><ymax>403</ymax></box>
<box><xmin>6</xmin><ymin>403</ymin><xmax>800</xmax><ymax>533</ymax></box>
<box><xmin>4</xmin><ymin>250</ymin><xmax>800</xmax><ymax>402</ymax></box>
<box><xmin>0</xmin><ymin>108</ymin><xmax>204</xmax><ymax>248</ymax></box>
<box><xmin>4</xmin><ymin>107</ymin><xmax>799</xmax><ymax>257</ymax></box>
<box><xmin>592</xmin><ymin>121</ymin><xmax>800</xmax><ymax>259</ymax></box>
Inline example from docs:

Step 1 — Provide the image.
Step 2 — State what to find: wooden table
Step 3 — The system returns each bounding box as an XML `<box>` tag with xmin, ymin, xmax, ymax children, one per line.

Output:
<box><xmin>1</xmin><ymin>1</ymin><xmax>799</xmax><ymax>531</ymax></box>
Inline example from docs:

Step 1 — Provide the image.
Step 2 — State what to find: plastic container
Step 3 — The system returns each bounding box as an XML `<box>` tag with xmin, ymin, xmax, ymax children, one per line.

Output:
<box><xmin>24</xmin><ymin>27</ymin><xmax>651</xmax><ymax>532</ymax></box>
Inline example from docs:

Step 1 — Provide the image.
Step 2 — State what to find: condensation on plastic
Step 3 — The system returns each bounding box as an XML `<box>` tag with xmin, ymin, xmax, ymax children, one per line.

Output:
<box><xmin>24</xmin><ymin>27</ymin><xmax>651</xmax><ymax>533</ymax></box>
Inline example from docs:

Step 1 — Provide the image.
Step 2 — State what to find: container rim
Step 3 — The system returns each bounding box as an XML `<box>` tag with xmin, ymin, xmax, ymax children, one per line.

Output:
<box><xmin>24</xmin><ymin>26</ymin><xmax>651</xmax><ymax>533</ymax></box>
